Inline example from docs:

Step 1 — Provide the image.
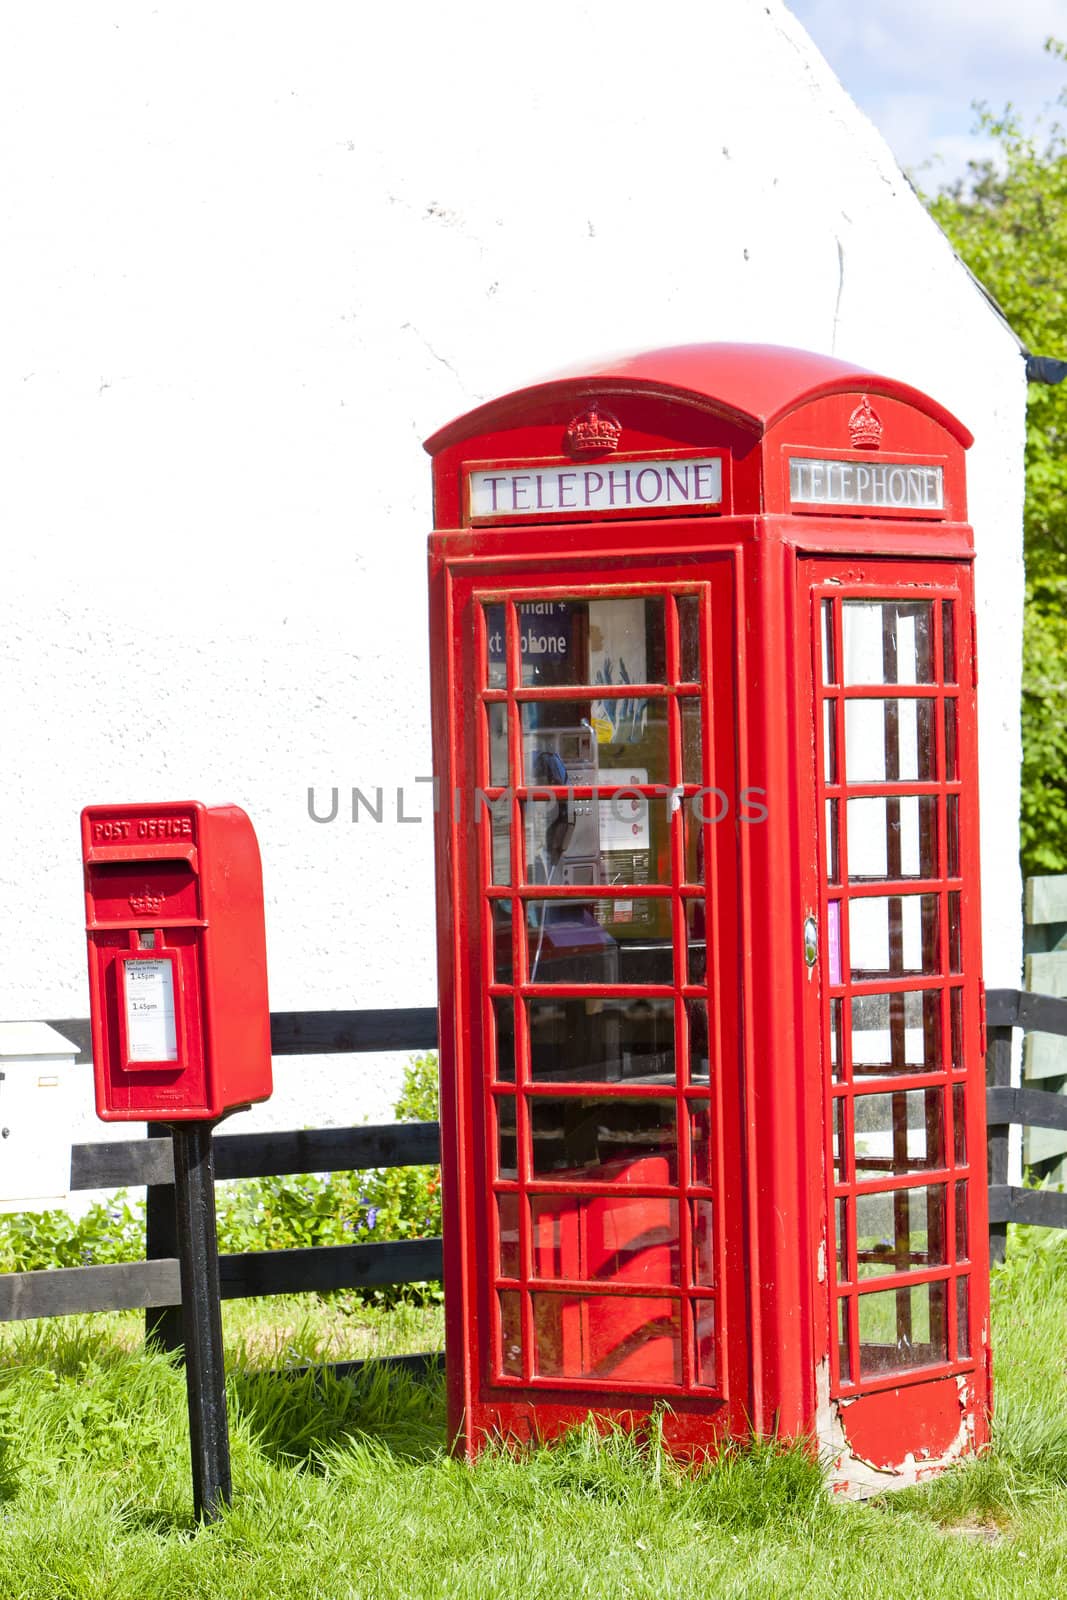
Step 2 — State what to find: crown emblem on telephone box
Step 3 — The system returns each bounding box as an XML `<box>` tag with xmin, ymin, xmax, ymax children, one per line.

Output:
<box><xmin>565</xmin><ymin>405</ymin><xmax>622</xmax><ymax>458</ymax></box>
<box><xmin>848</xmin><ymin>395</ymin><xmax>883</xmax><ymax>450</ymax></box>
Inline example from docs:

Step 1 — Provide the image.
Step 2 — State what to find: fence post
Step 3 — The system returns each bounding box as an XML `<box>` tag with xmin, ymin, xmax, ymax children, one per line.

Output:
<box><xmin>986</xmin><ymin>1020</ymin><xmax>1013</xmax><ymax>1266</ymax></box>
<box><xmin>145</xmin><ymin>1120</ymin><xmax>182</xmax><ymax>1353</ymax></box>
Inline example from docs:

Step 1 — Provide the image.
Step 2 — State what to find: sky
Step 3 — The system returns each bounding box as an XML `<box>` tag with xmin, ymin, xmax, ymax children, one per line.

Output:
<box><xmin>787</xmin><ymin>0</ymin><xmax>1067</xmax><ymax>188</ymax></box>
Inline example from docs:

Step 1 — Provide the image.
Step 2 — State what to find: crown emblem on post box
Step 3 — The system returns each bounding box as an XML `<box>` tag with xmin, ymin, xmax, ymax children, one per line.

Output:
<box><xmin>565</xmin><ymin>405</ymin><xmax>622</xmax><ymax>458</ymax></box>
<box><xmin>128</xmin><ymin>888</ymin><xmax>166</xmax><ymax>915</ymax></box>
<box><xmin>848</xmin><ymin>395</ymin><xmax>883</xmax><ymax>450</ymax></box>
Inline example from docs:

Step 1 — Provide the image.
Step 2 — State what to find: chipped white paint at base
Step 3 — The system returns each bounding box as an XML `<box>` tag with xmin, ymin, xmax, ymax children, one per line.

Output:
<box><xmin>815</xmin><ymin>1358</ymin><xmax>978</xmax><ymax>1499</ymax></box>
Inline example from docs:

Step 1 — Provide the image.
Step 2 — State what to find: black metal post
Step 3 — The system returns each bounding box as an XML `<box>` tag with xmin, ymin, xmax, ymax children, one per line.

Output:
<box><xmin>145</xmin><ymin>1120</ymin><xmax>182</xmax><ymax>1353</ymax></box>
<box><xmin>171</xmin><ymin>1121</ymin><xmax>231</xmax><ymax>1523</ymax></box>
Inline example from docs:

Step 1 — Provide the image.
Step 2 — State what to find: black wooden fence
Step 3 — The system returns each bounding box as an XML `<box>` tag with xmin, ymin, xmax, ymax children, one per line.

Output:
<box><xmin>0</xmin><ymin>990</ymin><xmax>1063</xmax><ymax>1328</ymax></box>
<box><xmin>986</xmin><ymin>988</ymin><xmax>1067</xmax><ymax>1262</ymax></box>
<box><xmin>0</xmin><ymin>1008</ymin><xmax>441</xmax><ymax>1333</ymax></box>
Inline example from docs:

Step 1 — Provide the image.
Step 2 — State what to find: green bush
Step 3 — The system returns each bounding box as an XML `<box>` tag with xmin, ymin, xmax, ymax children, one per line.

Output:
<box><xmin>0</xmin><ymin>1054</ymin><xmax>442</xmax><ymax>1299</ymax></box>
<box><xmin>0</xmin><ymin>1195</ymin><xmax>144</xmax><ymax>1273</ymax></box>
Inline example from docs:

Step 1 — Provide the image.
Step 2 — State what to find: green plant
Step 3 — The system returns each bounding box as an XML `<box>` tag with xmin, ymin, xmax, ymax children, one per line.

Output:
<box><xmin>211</xmin><ymin>1052</ymin><xmax>443</xmax><ymax>1303</ymax></box>
<box><xmin>0</xmin><ymin>1055</ymin><xmax>442</xmax><ymax>1293</ymax></box>
<box><xmin>0</xmin><ymin>1195</ymin><xmax>144</xmax><ymax>1273</ymax></box>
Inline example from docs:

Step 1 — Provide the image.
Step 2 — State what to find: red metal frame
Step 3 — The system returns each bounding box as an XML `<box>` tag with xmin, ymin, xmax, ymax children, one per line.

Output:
<box><xmin>426</xmin><ymin>345</ymin><xmax>991</xmax><ymax>1482</ymax></box>
<box><xmin>436</xmin><ymin>558</ymin><xmax>747</xmax><ymax>1447</ymax></box>
<box><xmin>803</xmin><ymin>563</ymin><xmax>989</xmax><ymax>1415</ymax></box>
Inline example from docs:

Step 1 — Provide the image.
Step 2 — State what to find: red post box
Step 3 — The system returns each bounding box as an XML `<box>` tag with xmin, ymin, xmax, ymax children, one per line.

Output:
<box><xmin>81</xmin><ymin>801</ymin><xmax>272</xmax><ymax>1122</ymax></box>
<box><xmin>425</xmin><ymin>344</ymin><xmax>991</xmax><ymax>1494</ymax></box>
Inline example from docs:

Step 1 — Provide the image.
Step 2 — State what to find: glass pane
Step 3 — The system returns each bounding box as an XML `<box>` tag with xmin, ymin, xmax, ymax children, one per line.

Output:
<box><xmin>678</xmin><ymin>596</ymin><xmax>702</xmax><ymax>683</ymax></box>
<box><xmin>686</xmin><ymin>902</ymin><xmax>708</xmax><ymax>985</ymax></box>
<box><xmin>948</xmin><ymin>891</ymin><xmax>962</xmax><ymax>973</ymax></box>
<box><xmin>530</xmin><ymin>1096</ymin><xmax>677</xmax><ymax>1182</ymax></box>
<box><xmin>825</xmin><ymin>799</ymin><xmax>840</xmax><ymax>883</ymax></box>
<box><xmin>833</xmin><ymin>1097</ymin><xmax>847</xmax><ymax>1182</ymax></box>
<box><xmin>687</xmin><ymin>1001</ymin><xmax>711</xmax><ymax>1085</ymax></box>
<box><xmin>848</xmin><ymin>894</ymin><xmax>940</xmax><ymax>979</ymax></box>
<box><xmin>858</xmin><ymin>1281</ymin><xmax>947</xmax><ymax>1376</ymax></box>
<box><xmin>838</xmin><ymin>1298</ymin><xmax>852</xmax><ymax>1382</ymax></box>
<box><xmin>853</xmin><ymin>1090</ymin><xmax>944</xmax><ymax>1175</ymax></box>
<box><xmin>681</xmin><ymin>698</ymin><xmax>703</xmax><ymax>786</ymax></box>
<box><xmin>956</xmin><ymin>1276</ymin><xmax>970</xmax><ymax>1358</ymax></box>
<box><xmin>497</xmin><ymin>1192</ymin><xmax>520</xmax><ymax>1277</ymax></box>
<box><xmin>585</xmin><ymin>597</ymin><xmax>667</xmax><ymax>688</ymax></box>
<box><xmin>942</xmin><ymin>602</ymin><xmax>957</xmax><ymax>683</ymax></box>
<box><xmin>532</xmin><ymin>1292</ymin><xmax>682</xmax><ymax>1383</ymax></box>
<box><xmin>847</xmin><ymin>796</ymin><xmax>938</xmax><ymax>881</ymax></box>
<box><xmin>836</xmin><ymin>1197</ymin><xmax>848</xmax><ymax>1280</ymax></box>
<box><xmin>850</xmin><ymin>990</ymin><xmax>942</xmax><ymax>1078</ymax></box>
<box><xmin>684</xmin><ymin>807</ymin><xmax>703</xmax><ymax>886</ymax></box>
<box><xmin>690</xmin><ymin>1098</ymin><xmax>713</xmax><ymax>1185</ymax></box>
<box><xmin>694</xmin><ymin>1300</ymin><xmax>717</xmax><ymax>1386</ymax></box>
<box><xmin>829</xmin><ymin>997</ymin><xmax>844</xmax><ymax>1082</ymax></box>
<box><xmin>524</xmin><ymin>898</ymin><xmax>672</xmax><ymax>985</ymax></box>
<box><xmin>855</xmin><ymin>1186</ymin><xmax>946</xmax><ymax>1276</ymax></box>
<box><xmin>523</xmin><ymin>797</ymin><xmax>671</xmax><ymax>887</ymax></box>
<box><xmin>946</xmin><ymin>795</ymin><xmax>960</xmax><ymax>878</ymax></box>
<box><xmin>692</xmin><ymin>1200</ymin><xmax>715</xmax><ymax>1287</ymax></box>
<box><xmin>842</xmin><ymin>601</ymin><xmax>934</xmax><ymax>685</ymax></box>
<box><xmin>527</xmin><ymin>997</ymin><xmax>674</xmax><ymax>1085</ymax></box>
<box><xmin>496</xmin><ymin>1096</ymin><xmax>518</xmax><ymax>1180</ymax></box>
<box><xmin>953</xmin><ymin>1084</ymin><xmax>967</xmax><ymax>1164</ymax></box>
<box><xmin>844</xmin><ymin>698</ymin><xmax>936</xmax><ymax>783</ymax></box>
<box><xmin>487</xmin><ymin>703</ymin><xmax>508</xmax><ymax>787</ymax></box>
<box><xmin>531</xmin><ymin>1193</ymin><xmax>679</xmax><ymax>1285</ymax></box>
<box><xmin>486</xmin><ymin>597</ymin><xmax>667</xmax><ymax>690</ymax></box>
<box><xmin>944</xmin><ymin>699</ymin><xmax>959</xmax><ymax>780</ymax></box>
<box><xmin>521</xmin><ymin>701</ymin><xmax>670</xmax><ymax>788</ymax></box>
<box><xmin>822</xmin><ymin>599</ymin><xmax>837</xmax><ymax>684</ymax></box>
<box><xmin>828</xmin><ymin>900</ymin><xmax>843</xmax><ymax>985</ymax></box>
<box><xmin>484</xmin><ymin>603</ymin><xmax>508</xmax><ymax>690</ymax></box>
<box><xmin>823</xmin><ymin>700</ymin><xmax>837</xmax><ymax>782</ymax></box>
<box><xmin>492</xmin><ymin>900</ymin><xmax>514</xmax><ymax>984</ymax></box>
<box><xmin>950</xmin><ymin>988</ymin><xmax>964</xmax><ymax>1070</ymax></box>
<box><xmin>498</xmin><ymin>1291</ymin><xmax>523</xmax><ymax>1377</ymax></box>
<box><xmin>487</xmin><ymin>797</ymin><xmax>512</xmax><ymax>885</ymax></box>
<box><xmin>955</xmin><ymin>1179</ymin><xmax>969</xmax><ymax>1261</ymax></box>
<box><xmin>494</xmin><ymin>997</ymin><xmax>516</xmax><ymax>1083</ymax></box>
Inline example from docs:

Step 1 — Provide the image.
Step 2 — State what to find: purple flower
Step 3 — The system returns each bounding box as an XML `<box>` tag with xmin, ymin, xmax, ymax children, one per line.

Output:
<box><xmin>365</xmin><ymin>1207</ymin><xmax>379</xmax><ymax>1231</ymax></box>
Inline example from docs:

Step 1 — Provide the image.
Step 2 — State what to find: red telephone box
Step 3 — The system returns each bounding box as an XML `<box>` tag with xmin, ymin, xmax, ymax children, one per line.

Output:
<box><xmin>425</xmin><ymin>344</ymin><xmax>991</xmax><ymax>1493</ymax></box>
<box><xmin>82</xmin><ymin>801</ymin><xmax>272</xmax><ymax>1122</ymax></box>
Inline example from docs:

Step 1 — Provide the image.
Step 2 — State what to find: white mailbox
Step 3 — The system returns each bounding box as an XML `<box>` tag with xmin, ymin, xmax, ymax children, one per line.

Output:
<box><xmin>0</xmin><ymin>1023</ymin><xmax>78</xmax><ymax>1212</ymax></box>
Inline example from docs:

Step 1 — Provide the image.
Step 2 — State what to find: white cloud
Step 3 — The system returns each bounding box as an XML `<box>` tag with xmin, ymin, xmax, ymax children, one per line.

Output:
<box><xmin>786</xmin><ymin>0</ymin><xmax>1066</xmax><ymax>180</ymax></box>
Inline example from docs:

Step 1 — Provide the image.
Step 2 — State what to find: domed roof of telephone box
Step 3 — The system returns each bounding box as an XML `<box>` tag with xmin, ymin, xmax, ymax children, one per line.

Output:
<box><xmin>423</xmin><ymin>342</ymin><xmax>972</xmax><ymax>451</ymax></box>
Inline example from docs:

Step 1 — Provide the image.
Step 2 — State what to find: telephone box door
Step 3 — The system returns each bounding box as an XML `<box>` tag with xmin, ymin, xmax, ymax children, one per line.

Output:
<box><xmin>802</xmin><ymin>557</ymin><xmax>991</xmax><ymax>1465</ymax></box>
<box><xmin>438</xmin><ymin>552</ymin><xmax>749</xmax><ymax>1450</ymax></box>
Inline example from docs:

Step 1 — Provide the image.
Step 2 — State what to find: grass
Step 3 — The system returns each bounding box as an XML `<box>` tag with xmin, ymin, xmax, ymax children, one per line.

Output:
<box><xmin>0</xmin><ymin>1237</ymin><xmax>1064</xmax><ymax>1599</ymax></box>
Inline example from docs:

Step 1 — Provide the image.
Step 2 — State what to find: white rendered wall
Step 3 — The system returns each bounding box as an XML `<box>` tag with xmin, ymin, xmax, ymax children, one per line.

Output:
<box><xmin>0</xmin><ymin>1</ymin><xmax>1024</xmax><ymax>1162</ymax></box>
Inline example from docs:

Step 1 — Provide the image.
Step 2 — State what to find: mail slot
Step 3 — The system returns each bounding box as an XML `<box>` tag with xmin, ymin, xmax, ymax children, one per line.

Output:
<box><xmin>81</xmin><ymin>801</ymin><xmax>272</xmax><ymax>1121</ymax></box>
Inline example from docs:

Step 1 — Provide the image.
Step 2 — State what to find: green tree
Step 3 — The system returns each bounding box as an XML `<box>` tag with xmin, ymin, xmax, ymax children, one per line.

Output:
<box><xmin>925</xmin><ymin>42</ymin><xmax>1067</xmax><ymax>873</ymax></box>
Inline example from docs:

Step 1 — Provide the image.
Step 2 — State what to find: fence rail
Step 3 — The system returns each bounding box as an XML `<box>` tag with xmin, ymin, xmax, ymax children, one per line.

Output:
<box><xmin>0</xmin><ymin>990</ymin><xmax>1064</xmax><ymax>1325</ymax></box>
<box><xmin>985</xmin><ymin>987</ymin><xmax>1067</xmax><ymax>1259</ymax></box>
